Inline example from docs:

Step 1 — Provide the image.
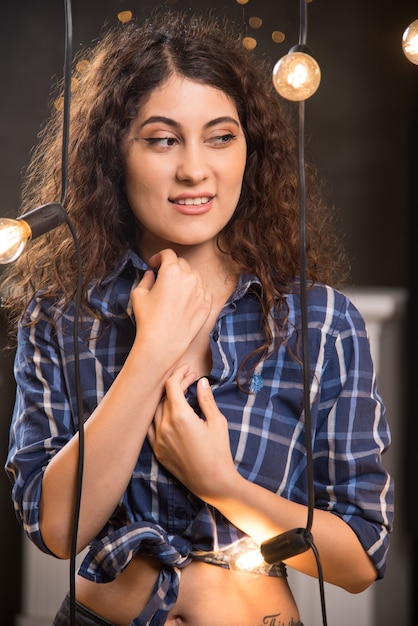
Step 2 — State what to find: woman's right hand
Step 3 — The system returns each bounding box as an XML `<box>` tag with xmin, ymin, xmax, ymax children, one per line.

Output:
<box><xmin>130</xmin><ymin>248</ymin><xmax>213</xmax><ymax>367</ymax></box>
<box><xmin>41</xmin><ymin>249</ymin><xmax>213</xmax><ymax>558</ymax></box>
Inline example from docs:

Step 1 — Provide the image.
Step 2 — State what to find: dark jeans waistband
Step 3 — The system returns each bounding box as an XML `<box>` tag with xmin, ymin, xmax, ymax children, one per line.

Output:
<box><xmin>53</xmin><ymin>592</ymin><xmax>116</xmax><ymax>626</ymax></box>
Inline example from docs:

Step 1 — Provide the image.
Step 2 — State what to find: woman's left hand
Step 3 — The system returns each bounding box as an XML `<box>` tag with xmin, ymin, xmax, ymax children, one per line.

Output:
<box><xmin>148</xmin><ymin>368</ymin><xmax>378</xmax><ymax>594</ymax></box>
<box><xmin>148</xmin><ymin>364</ymin><xmax>237</xmax><ymax>501</ymax></box>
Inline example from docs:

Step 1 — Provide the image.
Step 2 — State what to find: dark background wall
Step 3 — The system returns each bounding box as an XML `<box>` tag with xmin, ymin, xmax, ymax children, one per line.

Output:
<box><xmin>1</xmin><ymin>1</ymin><xmax>417</xmax><ymax>625</ymax></box>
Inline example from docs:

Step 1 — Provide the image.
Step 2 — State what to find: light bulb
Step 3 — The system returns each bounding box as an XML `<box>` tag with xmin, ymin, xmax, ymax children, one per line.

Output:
<box><xmin>272</xmin><ymin>45</ymin><xmax>321</xmax><ymax>102</ymax></box>
<box><xmin>0</xmin><ymin>218</ymin><xmax>32</xmax><ymax>264</ymax></box>
<box><xmin>261</xmin><ymin>528</ymin><xmax>311</xmax><ymax>563</ymax></box>
<box><xmin>0</xmin><ymin>203</ymin><xmax>66</xmax><ymax>264</ymax></box>
<box><xmin>230</xmin><ymin>547</ymin><xmax>266</xmax><ymax>572</ymax></box>
<box><xmin>227</xmin><ymin>538</ymin><xmax>274</xmax><ymax>575</ymax></box>
<box><xmin>402</xmin><ymin>19</ymin><xmax>418</xmax><ymax>64</ymax></box>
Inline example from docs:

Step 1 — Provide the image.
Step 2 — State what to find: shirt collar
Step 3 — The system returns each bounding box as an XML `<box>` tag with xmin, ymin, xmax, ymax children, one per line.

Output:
<box><xmin>232</xmin><ymin>273</ymin><xmax>262</xmax><ymax>301</ymax></box>
<box><xmin>101</xmin><ymin>248</ymin><xmax>262</xmax><ymax>301</ymax></box>
<box><xmin>101</xmin><ymin>248</ymin><xmax>150</xmax><ymax>286</ymax></box>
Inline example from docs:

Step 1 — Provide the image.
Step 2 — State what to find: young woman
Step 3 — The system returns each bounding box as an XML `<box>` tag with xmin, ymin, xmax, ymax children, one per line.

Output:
<box><xmin>4</xmin><ymin>9</ymin><xmax>393</xmax><ymax>626</ymax></box>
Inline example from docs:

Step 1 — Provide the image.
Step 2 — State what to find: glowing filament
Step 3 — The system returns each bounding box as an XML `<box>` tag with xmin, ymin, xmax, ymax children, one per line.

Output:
<box><xmin>403</xmin><ymin>20</ymin><xmax>418</xmax><ymax>64</ymax></box>
<box><xmin>0</xmin><ymin>219</ymin><xmax>32</xmax><ymax>264</ymax></box>
<box><xmin>272</xmin><ymin>50</ymin><xmax>321</xmax><ymax>101</ymax></box>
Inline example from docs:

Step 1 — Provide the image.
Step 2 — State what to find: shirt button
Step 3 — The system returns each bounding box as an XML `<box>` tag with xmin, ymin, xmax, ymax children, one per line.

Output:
<box><xmin>174</xmin><ymin>507</ymin><xmax>187</xmax><ymax>520</ymax></box>
<box><xmin>212</xmin><ymin>330</ymin><xmax>219</xmax><ymax>341</ymax></box>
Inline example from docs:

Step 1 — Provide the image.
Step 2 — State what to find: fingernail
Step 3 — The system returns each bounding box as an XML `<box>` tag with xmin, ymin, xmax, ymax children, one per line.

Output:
<box><xmin>199</xmin><ymin>377</ymin><xmax>209</xmax><ymax>388</ymax></box>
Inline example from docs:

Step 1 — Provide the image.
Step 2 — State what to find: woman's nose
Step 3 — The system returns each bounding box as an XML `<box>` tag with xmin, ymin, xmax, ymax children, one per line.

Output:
<box><xmin>176</xmin><ymin>144</ymin><xmax>209</xmax><ymax>183</ymax></box>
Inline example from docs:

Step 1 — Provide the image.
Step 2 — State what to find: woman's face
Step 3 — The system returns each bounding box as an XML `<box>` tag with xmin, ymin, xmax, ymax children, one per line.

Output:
<box><xmin>123</xmin><ymin>74</ymin><xmax>247</xmax><ymax>261</ymax></box>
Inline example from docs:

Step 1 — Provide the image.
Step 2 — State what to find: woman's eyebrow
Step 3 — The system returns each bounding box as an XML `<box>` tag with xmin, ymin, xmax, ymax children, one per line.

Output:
<box><xmin>139</xmin><ymin>116</ymin><xmax>179</xmax><ymax>129</ymax></box>
<box><xmin>205</xmin><ymin>116</ymin><xmax>240</xmax><ymax>129</ymax></box>
<box><xmin>139</xmin><ymin>115</ymin><xmax>240</xmax><ymax>130</ymax></box>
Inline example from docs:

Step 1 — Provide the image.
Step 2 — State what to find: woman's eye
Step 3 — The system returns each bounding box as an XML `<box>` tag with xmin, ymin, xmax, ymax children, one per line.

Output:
<box><xmin>208</xmin><ymin>133</ymin><xmax>237</xmax><ymax>146</ymax></box>
<box><xmin>144</xmin><ymin>137</ymin><xmax>178</xmax><ymax>148</ymax></box>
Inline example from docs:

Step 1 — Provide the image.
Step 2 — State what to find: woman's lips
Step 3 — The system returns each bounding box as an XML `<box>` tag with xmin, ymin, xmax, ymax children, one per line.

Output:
<box><xmin>169</xmin><ymin>196</ymin><xmax>214</xmax><ymax>215</ymax></box>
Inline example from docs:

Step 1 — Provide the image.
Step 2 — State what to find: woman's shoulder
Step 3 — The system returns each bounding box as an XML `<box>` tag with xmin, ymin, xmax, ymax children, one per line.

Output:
<box><xmin>286</xmin><ymin>281</ymin><xmax>366</xmax><ymax>334</ymax></box>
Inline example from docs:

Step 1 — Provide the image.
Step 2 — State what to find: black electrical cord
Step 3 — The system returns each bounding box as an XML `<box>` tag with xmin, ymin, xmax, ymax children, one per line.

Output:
<box><xmin>58</xmin><ymin>1</ymin><xmax>84</xmax><ymax>625</ymax></box>
<box><xmin>297</xmin><ymin>5</ymin><xmax>328</xmax><ymax>623</ymax></box>
<box><xmin>297</xmin><ymin>96</ymin><xmax>315</xmax><ymax>535</ymax></box>
<box><xmin>297</xmin><ymin>98</ymin><xmax>328</xmax><ymax>626</ymax></box>
<box><xmin>297</xmin><ymin>0</ymin><xmax>317</xmax><ymax>541</ymax></box>
<box><xmin>60</xmin><ymin>0</ymin><xmax>72</xmax><ymax>208</ymax></box>
<box><xmin>296</xmin><ymin>0</ymin><xmax>316</xmax><ymax>535</ymax></box>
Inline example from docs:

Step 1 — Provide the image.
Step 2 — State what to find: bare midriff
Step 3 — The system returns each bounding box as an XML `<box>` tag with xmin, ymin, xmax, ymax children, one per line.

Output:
<box><xmin>76</xmin><ymin>553</ymin><xmax>300</xmax><ymax>626</ymax></box>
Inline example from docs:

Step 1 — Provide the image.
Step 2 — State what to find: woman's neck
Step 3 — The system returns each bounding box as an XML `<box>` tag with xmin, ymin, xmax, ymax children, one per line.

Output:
<box><xmin>137</xmin><ymin>239</ymin><xmax>239</xmax><ymax>298</ymax></box>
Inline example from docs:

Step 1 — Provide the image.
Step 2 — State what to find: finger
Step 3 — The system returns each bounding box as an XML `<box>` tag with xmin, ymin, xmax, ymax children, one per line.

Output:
<box><xmin>151</xmin><ymin>395</ymin><xmax>166</xmax><ymax>433</ymax></box>
<box><xmin>166</xmin><ymin>365</ymin><xmax>196</xmax><ymax>392</ymax></box>
<box><xmin>196</xmin><ymin>377</ymin><xmax>220</xmax><ymax>419</ymax></box>
<box><xmin>137</xmin><ymin>269</ymin><xmax>156</xmax><ymax>291</ymax></box>
<box><xmin>203</xmin><ymin>290</ymin><xmax>214</xmax><ymax>310</ymax></box>
<box><xmin>165</xmin><ymin>365</ymin><xmax>196</xmax><ymax>403</ymax></box>
<box><xmin>181</xmin><ymin>370</ymin><xmax>197</xmax><ymax>392</ymax></box>
<box><xmin>148</xmin><ymin>248</ymin><xmax>178</xmax><ymax>270</ymax></box>
<box><xmin>147</xmin><ymin>421</ymin><xmax>156</xmax><ymax>447</ymax></box>
<box><xmin>169</xmin><ymin>363</ymin><xmax>198</xmax><ymax>393</ymax></box>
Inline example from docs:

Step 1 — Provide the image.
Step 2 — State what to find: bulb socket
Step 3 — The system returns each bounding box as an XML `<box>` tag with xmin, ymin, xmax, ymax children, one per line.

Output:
<box><xmin>18</xmin><ymin>203</ymin><xmax>67</xmax><ymax>240</ymax></box>
<box><xmin>261</xmin><ymin>528</ymin><xmax>312</xmax><ymax>563</ymax></box>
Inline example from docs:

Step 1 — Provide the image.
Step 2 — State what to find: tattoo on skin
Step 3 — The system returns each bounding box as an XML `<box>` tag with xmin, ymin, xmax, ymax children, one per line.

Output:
<box><xmin>258</xmin><ymin>615</ymin><xmax>303</xmax><ymax>626</ymax></box>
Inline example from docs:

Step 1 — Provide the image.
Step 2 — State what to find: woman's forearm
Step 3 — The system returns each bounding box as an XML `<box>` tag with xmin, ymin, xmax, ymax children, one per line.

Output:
<box><xmin>206</xmin><ymin>473</ymin><xmax>377</xmax><ymax>593</ymax></box>
<box><xmin>39</xmin><ymin>341</ymin><xmax>171</xmax><ymax>558</ymax></box>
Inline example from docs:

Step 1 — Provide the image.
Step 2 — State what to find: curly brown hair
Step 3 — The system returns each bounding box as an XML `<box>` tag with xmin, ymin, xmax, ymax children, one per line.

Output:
<box><xmin>1</xmin><ymin>8</ymin><xmax>348</xmax><ymax>343</ymax></box>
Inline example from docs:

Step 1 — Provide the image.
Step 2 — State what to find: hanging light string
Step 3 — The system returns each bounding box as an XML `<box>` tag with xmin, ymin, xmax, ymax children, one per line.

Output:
<box><xmin>57</xmin><ymin>2</ymin><xmax>84</xmax><ymax>625</ymax></box>
<box><xmin>261</xmin><ymin>1</ymin><xmax>328</xmax><ymax>624</ymax></box>
<box><xmin>60</xmin><ymin>0</ymin><xmax>72</xmax><ymax>207</ymax></box>
<box><xmin>291</xmin><ymin>0</ymin><xmax>328</xmax><ymax>622</ymax></box>
<box><xmin>297</xmin><ymin>75</ymin><xmax>328</xmax><ymax>626</ymax></box>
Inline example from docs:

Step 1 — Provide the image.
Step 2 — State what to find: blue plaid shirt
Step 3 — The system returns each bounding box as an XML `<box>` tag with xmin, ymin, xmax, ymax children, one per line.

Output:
<box><xmin>6</xmin><ymin>249</ymin><xmax>393</xmax><ymax>625</ymax></box>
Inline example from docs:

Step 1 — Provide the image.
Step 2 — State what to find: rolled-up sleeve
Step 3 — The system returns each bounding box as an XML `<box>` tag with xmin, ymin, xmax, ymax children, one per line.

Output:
<box><xmin>314</xmin><ymin>292</ymin><xmax>393</xmax><ymax>578</ymax></box>
<box><xmin>5</xmin><ymin>298</ymin><xmax>75</xmax><ymax>556</ymax></box>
